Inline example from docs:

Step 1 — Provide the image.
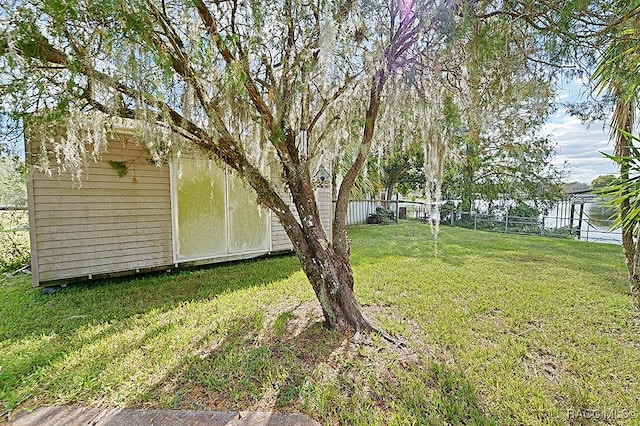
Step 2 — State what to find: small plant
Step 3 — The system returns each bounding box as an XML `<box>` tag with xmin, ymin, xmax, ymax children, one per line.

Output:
<box><xmin>108</xmin><ymin>160</ymin><xmax>129</xmax><ymax>177</ymax></box>
<box><xmin>508</xmin><ymin>202</ymin><xmax>541</xmax><ymax>218</ymax></box>
<box><xmin>0</xmin><ymin>210</ymin><xmax>30</xmax><ymax>273</ymax></box>
<box><xmin>367</xmin><ymin>206</ymin><xmax>395</xmax><ymax>224</ymax></box>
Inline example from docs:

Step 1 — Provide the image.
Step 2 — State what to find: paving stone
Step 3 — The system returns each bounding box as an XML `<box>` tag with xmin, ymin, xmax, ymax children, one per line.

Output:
<box><xmin>10</xmin><ymin>406</ymin><xmax>319</xmax><ymax>426</ymax></box>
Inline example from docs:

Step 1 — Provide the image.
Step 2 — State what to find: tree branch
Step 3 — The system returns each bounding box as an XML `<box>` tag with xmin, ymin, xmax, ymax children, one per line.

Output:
<box><xmin>308</xmin><ymin>75</ymin><xmax>356</xmax><ymax>134</ymax></box>
<box><xmin>193</xmin><ymin>0</ymin><xmax>275</xmax><ymax>131</ymax></box>
<box><xmin>5</xmin><ymin>25</ymin><xmax>305</xmax><ymax>246</ymax></box>
<box><xmin>333</xmin><ymin>67</ymin><xmax>387</xmax><ymax>257</ymax></box>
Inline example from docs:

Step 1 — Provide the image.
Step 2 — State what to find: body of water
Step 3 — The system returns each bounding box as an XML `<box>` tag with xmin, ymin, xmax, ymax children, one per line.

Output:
<box><xmin>544</xmin><ymin>201</ymin><xmax>621</xmax><ymax>244</ymax></box>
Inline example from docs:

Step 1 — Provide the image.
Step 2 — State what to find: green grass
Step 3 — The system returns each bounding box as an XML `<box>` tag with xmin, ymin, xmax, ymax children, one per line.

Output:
<box><xmin>1</xmin><ymin>223</ymin><xmax>639</xmax><ymax>425</ymax></box>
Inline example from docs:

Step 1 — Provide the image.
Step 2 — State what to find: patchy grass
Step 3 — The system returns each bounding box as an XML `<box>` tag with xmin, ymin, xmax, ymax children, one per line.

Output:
<box><xmin>1</xmin><ymin>223</ymin><xmax>639</xmax><ymax>425</ymax></box>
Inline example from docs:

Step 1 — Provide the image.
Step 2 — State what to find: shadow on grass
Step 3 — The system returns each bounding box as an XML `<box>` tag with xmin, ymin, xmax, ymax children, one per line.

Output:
<box><xmin>1</xmin><ymin>254</ymin><xmax>301</xmax><ymax>340</ymax></box>
<box><xmin>0</xmin><ymin>254</ymin><xmax>303</xmax><ymax>418</ymax></box>
<box><xmin>146</xmin><ymin>302</ymin><xmax>498</xmax><ymax>425</ymax></box>
<box><xmin>3</xmin><ymin>261</ymin><xmax>499</xmax><ymax>425</ymax></box>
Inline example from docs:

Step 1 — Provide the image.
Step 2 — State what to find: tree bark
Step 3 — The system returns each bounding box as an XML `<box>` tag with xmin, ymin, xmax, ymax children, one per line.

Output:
<box><xmin>618</xmin><ymin>173</ymin><xmax>640</xmax><ymax>308</ymax></box>
<box><xmin>630</xmin><ymin>276</ymin><xmax>640</xmax><ymax>308</ymax></box>
<box><xmin>615</xmin><ymin>100</ymin><xmax>639</xmax><ymax>308</ymax></box>
<box><xmin>270</xmin><ymin>181</ymin><xmax>374</xmax><ymax>332</ymax></box>
<box><xmin>333</xmin><ymin>69</ymin><xmax>386</xmax><ymax>258</ymax></box>
<box><xmin>628</xmin><ymin>209</ymin><xmax>640</xmax><ymax>308</ymax></box>
<box><xmin>268</xmin><ymin>139</ymin><xmax>374</xmax><ymax>331</ymax></box>
<box><xmin>297</xmin><ymin>227</ymin><xmax>374</xmax><ymax>332</ymax></box>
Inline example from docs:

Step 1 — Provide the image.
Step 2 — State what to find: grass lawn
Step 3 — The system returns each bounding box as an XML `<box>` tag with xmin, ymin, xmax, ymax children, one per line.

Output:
<box><xmin>1</xmin><ymin>223</ymin><xmax>639</xmax><ymax>425</ymax></box>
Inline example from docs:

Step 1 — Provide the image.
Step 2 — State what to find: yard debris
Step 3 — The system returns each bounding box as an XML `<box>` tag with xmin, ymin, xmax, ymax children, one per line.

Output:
<box><xmin>3</xmin><ymin>264</ymin><xmax>30</xmax><ymax>278</ymax></box>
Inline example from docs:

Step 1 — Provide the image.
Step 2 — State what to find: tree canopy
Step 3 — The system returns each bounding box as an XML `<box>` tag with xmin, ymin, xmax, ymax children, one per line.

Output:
<box><xmin>589</xmin><ymin>0</ymin><xmax>640</xmax><ymax>307</ymax></box>
<box><xmin>0</xmin><ymin>0</ymin><xmax>631</xmax><ymax>329</ymax></box>
<box><xmin>1</xmin><ymin>0</ymin><xmax>460</xmax><ymax>332</ymax></box>
<box><xmin>590</xmin><ymin>174</ymin><xmax>617</xmax><ymax>189</ymax></box>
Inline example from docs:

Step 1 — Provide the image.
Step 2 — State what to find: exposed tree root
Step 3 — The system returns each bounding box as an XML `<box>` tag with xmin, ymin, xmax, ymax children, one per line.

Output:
<box><xmin>331</xmin><ymin>314</ymin><xmax>406</xmax><ymax>349</ymax></box>
<box><xmin>367</xmin><ymin>325</ymin><xmax>406</xmax><ymax>348</ymax></box>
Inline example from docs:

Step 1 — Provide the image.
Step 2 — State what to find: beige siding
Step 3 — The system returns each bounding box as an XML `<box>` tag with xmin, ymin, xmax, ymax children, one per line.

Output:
<box><xmin>269</xmin><ymin>185</ymin><xmax>333</xmax><ymax>254</ymax></box>
<box><xmin>27</xmin><ymin>132</ymin><xmax>334</xmax><ymax>286</ymax></box>
<box><xmin>270</xmin><ymin>188</ymin><xmax>295</xmax><ymax>253</ymax></box>
<box><xmin>270</xmin><ymin>216</ymin><xmax>293</xmax><ymax>252</ymax></box>
<box><xmin>28</xmin><ymin>138</ymin><xmax>173</xmax><ymax>286</ymax></box>
<box><xmin>316</xmin><ymin>186</ymin><xmax>332</xmax><ymax>237</ymax></box>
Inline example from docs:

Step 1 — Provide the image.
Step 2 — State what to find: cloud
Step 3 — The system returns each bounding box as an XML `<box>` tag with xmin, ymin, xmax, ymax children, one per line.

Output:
<box><xmin>542</xmin><ymin>113</ymin><xmax>618</xmax><ymax>184</ymax></box>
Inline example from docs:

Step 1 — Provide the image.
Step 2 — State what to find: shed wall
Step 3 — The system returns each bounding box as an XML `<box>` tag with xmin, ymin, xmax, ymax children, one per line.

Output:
<box><xmin>269</xmin><ymin>187</ymin><xmax>333</xmax><ymax>252</ymax></box>
<box><xmin>28</xmin><ymin>138</ymin><xmax>173</xmax><ymax>286</ymax></box>
<box><xmin>27</xmin><ymin>134</ymin><xmax>333</xmax><ymax>286</ymax></box>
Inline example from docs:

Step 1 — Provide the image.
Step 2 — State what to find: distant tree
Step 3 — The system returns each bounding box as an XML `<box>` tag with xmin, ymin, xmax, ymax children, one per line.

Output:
<box><xmin>369</xmin><ymin>141</ymin><xmax>424</xmax><ymax>204</ymax></box>
<box><xmin>0</xmin><ymin>116</ymin><xmax>26</xmax><ymax>206</ymax></box>
<box><xmin>0</xmin><ymin>153</ymin><xmax>27</xmax><ymax>207</ymax></box>
<box><xmin>590</xmin><ymin>174</ymin><xmax>617</xmax><ymax>190</ymax></box>
<box><xmin>437</xmin><ymin>14</ymin><xmax>564</xmax><ymax>214</ymax></box>
<box><xmin>563</xmin><ymin>182</ymin><xmax>590</xmax><ymax>193</ymax></box>
<box><xmin>443</xmin><ymin>134</ymin><xmax>565</xmax><ymax>213</ymax></box>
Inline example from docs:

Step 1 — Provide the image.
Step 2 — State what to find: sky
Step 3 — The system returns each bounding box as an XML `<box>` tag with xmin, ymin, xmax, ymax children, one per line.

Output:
<box><xmin>542</xmin><ymin>79</ymin><xmax>619</xmax><ymax>184</ymax></box>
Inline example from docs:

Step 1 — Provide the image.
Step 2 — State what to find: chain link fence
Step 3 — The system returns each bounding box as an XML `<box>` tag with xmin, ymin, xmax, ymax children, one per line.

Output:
<box><xmin>341</xmin><ymin>199</ymin><xmax>621</xmax><ymax>245</ymax></box>
<box><xmin>438</xmin><ymin>209</ymin><xmax>620</xmax><ymax>244</ymax></box>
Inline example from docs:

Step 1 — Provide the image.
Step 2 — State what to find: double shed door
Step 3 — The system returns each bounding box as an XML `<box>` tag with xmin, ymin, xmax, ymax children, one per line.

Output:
<box><xmin>172</xmin><ymin>156</ymin><xmax>270</xmax><ymax>262</ymax></box>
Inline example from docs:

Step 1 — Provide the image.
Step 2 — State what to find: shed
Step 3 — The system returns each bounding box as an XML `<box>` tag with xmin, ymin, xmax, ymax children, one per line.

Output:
<box><xmin>26</xmin><ymin>121</ymin><xmax>332</xmax><ymax>287</ymax></box>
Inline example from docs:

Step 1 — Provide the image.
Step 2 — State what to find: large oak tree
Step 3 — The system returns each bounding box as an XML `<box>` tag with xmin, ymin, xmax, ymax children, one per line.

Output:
<box><xmin>0</xmin><ymin>0</ymin><xmax>626</xmax><ymax>330</ymax></box>
<box><xmin>1</xmin><ymin>0</ymin><xmax>459</xmax><ymax>333</ymax></box>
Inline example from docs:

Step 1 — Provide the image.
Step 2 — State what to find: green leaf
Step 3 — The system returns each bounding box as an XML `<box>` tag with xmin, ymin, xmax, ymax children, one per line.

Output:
<box><xmin>108</xmin><ymin>160</ymin><xmax>129</xmax><ymax>177</ymax></box>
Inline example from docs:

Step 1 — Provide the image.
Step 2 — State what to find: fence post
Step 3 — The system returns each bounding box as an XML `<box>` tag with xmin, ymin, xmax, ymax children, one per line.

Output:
<box><xmin>585</xmin><ymin>217</ymin><xmax>589</xmax><ymax>242</ymax></box>
<box><xmin>451</xmin><ymin>209</ymin><xmax>454</xmax><ymax>226</ymax></box>
<box><xmin>541</xmin><ymin>217</ymin><xmax>545</xmax><ymax>236</ymax></box>
<box><xmin>569</xmin><ymin>204</ymin><xmax>575</xmax><ymax>235</ymax></box>
<box><xmin>473</xmin><ymin>212</ymin><xmax>477</xmax><ymax>230</ymax></box>
<box><xmin>505</xmin><ymin>211</ymin><xmax>509</xmax><ymax>233</ymax></box>
<box><xmin>577</xmin><ymin>203</ymin><xmax>584</xmax><ymax>239</ymax></box>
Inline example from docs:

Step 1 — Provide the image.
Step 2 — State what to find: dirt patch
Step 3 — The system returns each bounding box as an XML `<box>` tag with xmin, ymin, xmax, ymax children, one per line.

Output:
<box><xmin>523</xmin><ymin>347</ymin><xmax>563</xmax><ymax>382</ymax></box>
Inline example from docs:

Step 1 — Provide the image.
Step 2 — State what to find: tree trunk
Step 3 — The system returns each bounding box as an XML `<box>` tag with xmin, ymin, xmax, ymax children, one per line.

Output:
<box><xmin>616</xmin><ymin>101</ymin><xmax>639</xmax><ymax>308</ymax></box>
<box><xmin>629</xmin><ymin>273</ymin><xmax>640</xmax><ymax>308</ymax></box>
<box><xmin>272</xmin><ymin>194</ymin><xmax>374</xmax><ymax>332</ymax></box>
<box><xmin>384</xmin><ymin>186</ymin><xmax>392</xmax><ymax>210</ymax></box>
<box><xmin>461</xmin><ymin>144</ymin><xmax>474</xmax><ymax>214</ymax></box>
<box><xmin>268</xmin><ymin>138</ymin><xmax>375</xmax><ymax>332</ymax></box>
<box><xmin>619</xmin><ymin>183</ymin><xmax>639</xmax><ymax>308</ymax></box>
<box><xmin>297</xmin><ymin>227</ymin><xmax>374</xmax><ymax>332</ymax></box>
<box><xmin>629</xmin><ymin>236</ymin><xmax>640</xmax><ymax>309</ymax></box>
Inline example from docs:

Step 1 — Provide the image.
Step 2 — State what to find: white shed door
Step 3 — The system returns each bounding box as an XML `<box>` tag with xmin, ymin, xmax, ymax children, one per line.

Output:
<box><xmin>227</xmin><ymin>170</ymin><xmax>270</xmax><ymax>254</ymax></box>
<box><xmin>173</xmin><ymin>157</ymin><xmax>269</xmax><ymax>262</ymax></box>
